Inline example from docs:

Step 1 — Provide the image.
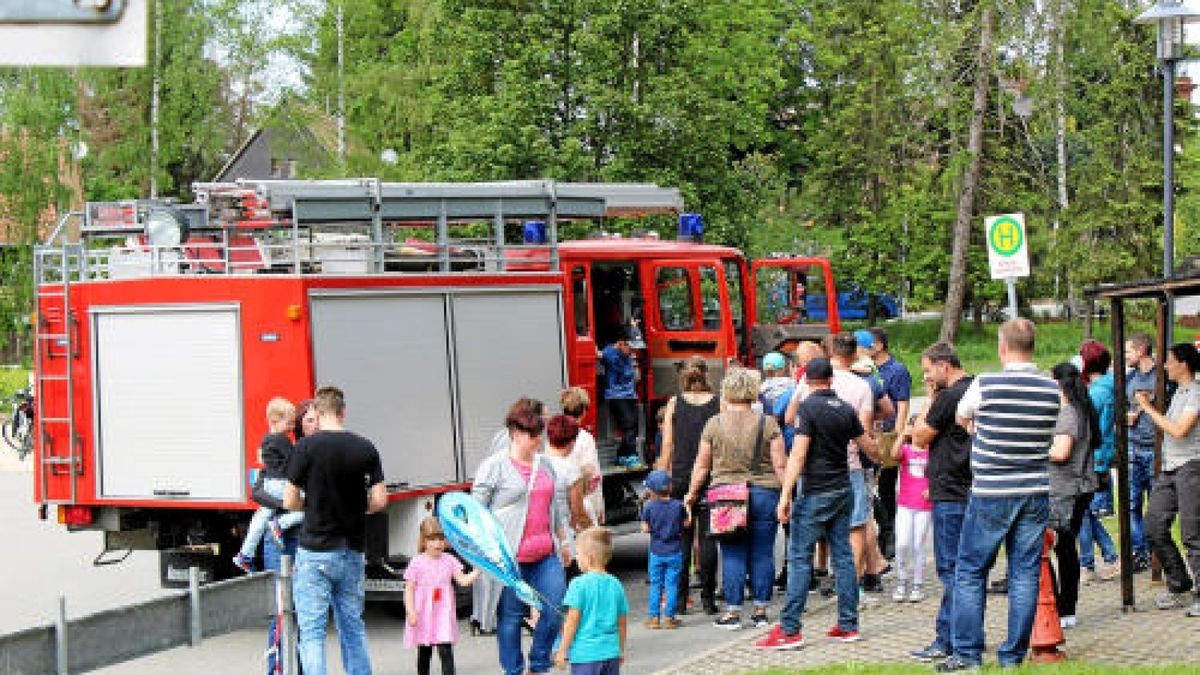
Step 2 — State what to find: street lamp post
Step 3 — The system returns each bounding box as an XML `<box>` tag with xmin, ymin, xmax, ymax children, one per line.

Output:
<box><xmin>1136</xmin><ymin>0</ymin><xmax>1200</xmax><ymax>344</ymax></box>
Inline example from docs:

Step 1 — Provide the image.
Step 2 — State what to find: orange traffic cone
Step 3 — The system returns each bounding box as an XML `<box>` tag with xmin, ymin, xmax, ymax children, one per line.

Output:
<box><xmin>1029</xmin><ymin>528</ymin><xmax>1066</xmax><ymax>663</ymax></box>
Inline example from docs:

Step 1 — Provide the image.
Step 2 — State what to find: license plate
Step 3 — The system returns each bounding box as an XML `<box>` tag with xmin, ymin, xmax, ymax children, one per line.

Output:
<box><xmin>364</xmin><ymin>578</ymin><xmax>404</xmax><ymax>593</ymax></box>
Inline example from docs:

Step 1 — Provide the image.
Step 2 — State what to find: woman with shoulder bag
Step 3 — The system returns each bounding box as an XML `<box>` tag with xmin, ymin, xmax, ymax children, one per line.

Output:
<box><xmin>685</xmin><ymin>367</ymin><xmax>787</xmax><ymax>631</ymax></box>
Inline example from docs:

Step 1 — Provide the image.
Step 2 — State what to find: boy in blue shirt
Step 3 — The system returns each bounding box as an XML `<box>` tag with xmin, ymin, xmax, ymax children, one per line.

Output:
<box><xmin>556</xmin><ymin>527</ymin><xmax>629</xmax><ymax>674</ymax></box>
<box><xmin>600</xmin><ymin>328</ymin><xmax>643</xmax><ymax>469</ymax></box>
<box><xmin>640</xmin><ymin>469</ymin><xmax>688</xmax><ymax>628</ymax></box>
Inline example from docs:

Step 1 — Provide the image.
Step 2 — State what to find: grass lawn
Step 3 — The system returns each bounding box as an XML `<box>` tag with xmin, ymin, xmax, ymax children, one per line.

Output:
<box><xmin>853</xmin><ymin>317</ymin><xmax>1196</xmax><ymax>381</ymax></box>
<box><xmin>750</xmin><ymin>664</ymin><xmax>1197</xmax><ymax>674</ymax></box>
<box><xmin>0</xmin><ymin>367</ymin><xmax>28</xmax><ymax>402</ymax></box>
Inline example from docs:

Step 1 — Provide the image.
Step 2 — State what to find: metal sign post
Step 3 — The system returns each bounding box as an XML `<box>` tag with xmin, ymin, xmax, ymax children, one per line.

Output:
<box><xmin>985</xmin><ymin>213</ymin><xmax>1031</xmax><ymax>318</ymax></box>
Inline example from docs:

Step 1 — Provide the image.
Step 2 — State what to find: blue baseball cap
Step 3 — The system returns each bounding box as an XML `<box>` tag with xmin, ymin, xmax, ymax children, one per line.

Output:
<box><xmin>854</xmin><ymin>329</ymin><xmax>875</xmax><ymax>350</ymax></box>
<box><xmin>642</xmin><ymin>470</ymin><xmax>671</xmax><ymax>494</ymax></box>
<box><xmin>763</xmin><ymin>352</ymin><xmax>787</xmax><ymax>371</ymax></box>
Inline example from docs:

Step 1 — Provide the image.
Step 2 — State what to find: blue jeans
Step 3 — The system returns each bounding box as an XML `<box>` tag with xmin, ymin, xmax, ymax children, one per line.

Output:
<box><xmin>1093</xmin><ymin>472</ymin><xmax>1114</xmax><ymax>512</ymax></box>
<box><xmin>647</xmin><ymin>551</ymin><xmax>682</xmax><ymax>618</ymax></box>
<box><xmin>717</xmin><ymin>485</ymin><xmax>780</xmax><ymax>609</ymax></box>
<box><xmin>294</xmin><ymin>547</ymin><xmax>371</xmax><ymax>675</ymax></box>
<box><xmin>931</xmin><ymin>500</ymin><xmax>967</xmax><ymax>652</ymax></box>
<box><xmin>498</xmin><ymin>554</ymin><xmax>566</xmax><ymax>675</ymax></box>
<box><xmin>781</xmin><ymin>487</ymin><xmax>858</xmax><ymax>635</ymax></box>
<box><xmin>1130</xmin><ymin>447</ymin><xmax>1156</xmax><ymax>556</ymax></box>
<box><xmin>1078</xmin><ymin>490</ymin><xmax>1117</xmax><ymax>569</ymax></box>
<box><xmin>951</xmin><ymin>494</ymin><xmax>1047</xmax><ymax>667</ymax></box>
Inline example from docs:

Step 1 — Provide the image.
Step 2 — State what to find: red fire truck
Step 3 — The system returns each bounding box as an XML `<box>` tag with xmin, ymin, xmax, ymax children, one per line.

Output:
<box><xmin>32</xmin><ymin>179</ymin><xmax>839</xmax><ymax>595</ymax></box>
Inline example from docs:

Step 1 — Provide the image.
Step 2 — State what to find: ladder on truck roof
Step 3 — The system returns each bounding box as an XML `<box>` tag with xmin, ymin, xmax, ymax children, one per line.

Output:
<box><xmin>52</xmin><ymin>179</ymin><xmax>684</xmax><ymax>278</ymax></box>
<box><xmin>33</xmin><ymin>212</ymin><xmax>87</xmax><ymax>504</ymax></box>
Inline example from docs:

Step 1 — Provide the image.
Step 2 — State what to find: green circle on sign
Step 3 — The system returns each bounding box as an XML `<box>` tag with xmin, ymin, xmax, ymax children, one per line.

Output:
<box><xmin>988</xmin><ymin>216</ymin><xmax>1023</xmax><ymax>257</ymax></box>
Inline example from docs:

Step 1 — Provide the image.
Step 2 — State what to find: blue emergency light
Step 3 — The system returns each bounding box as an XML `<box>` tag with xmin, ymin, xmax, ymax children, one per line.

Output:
<box><xmin>679</xmin><ymin>213</ymin><xmax>704</xmax><ymax>242</ymax></box>
<box><xmin>522</xmin><ymin>220</ymin><xmax>547</xmax><ymax>244</ymax></box>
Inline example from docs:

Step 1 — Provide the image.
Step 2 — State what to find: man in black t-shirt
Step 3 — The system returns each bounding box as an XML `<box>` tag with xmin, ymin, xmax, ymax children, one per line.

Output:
<box><xmin>756</xmin><ymin>358</ymin><xmax>879</xmax><ymax>650</ymax></box>
<box><xmin>285</xmin><ymin>386</ymin><xmax>387</xmax><ymax>675</ymax></box>
<box><xmin>907</xmin><ymin>342</ymin><xmax>973</xmax><ymax>663</ymax></box>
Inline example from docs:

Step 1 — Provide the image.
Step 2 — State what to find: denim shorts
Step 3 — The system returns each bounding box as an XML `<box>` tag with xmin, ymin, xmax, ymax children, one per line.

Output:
<box><xmin>850</xmin><ymin>469</ymin><xmax>871</xmax><ymax>527</ymax></box>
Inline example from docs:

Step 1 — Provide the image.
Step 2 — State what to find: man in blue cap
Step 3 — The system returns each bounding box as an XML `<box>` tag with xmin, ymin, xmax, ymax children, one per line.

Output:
<box><xmin>760</xmin><ymin>351</ymin><xmax>796</xmax><ymax>451</ymax></box>
<box><xmin>641</xmin><ymin>469</ymin><xmax>688</xmax><ymax>628</ymax></box>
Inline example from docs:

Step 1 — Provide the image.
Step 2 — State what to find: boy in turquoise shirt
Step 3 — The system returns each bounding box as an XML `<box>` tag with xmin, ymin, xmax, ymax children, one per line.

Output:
<box><xmin>555</xmin><ymin>527</ymin><xmax>629</xmax><ymax>674</ymax></box>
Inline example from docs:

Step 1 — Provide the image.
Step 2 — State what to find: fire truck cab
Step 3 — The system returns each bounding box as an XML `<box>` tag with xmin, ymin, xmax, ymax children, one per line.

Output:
<box><xmin>32</xmin><ymin>179</ymin><xmax>839</xmax><ymax>596</ymax></box>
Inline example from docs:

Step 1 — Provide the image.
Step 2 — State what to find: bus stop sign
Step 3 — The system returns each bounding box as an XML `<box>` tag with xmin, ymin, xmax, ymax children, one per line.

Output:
<box><xmin>985</xmin><ymin>213</ymin><xmax>1030</xmax><ymax>280</ymax></box>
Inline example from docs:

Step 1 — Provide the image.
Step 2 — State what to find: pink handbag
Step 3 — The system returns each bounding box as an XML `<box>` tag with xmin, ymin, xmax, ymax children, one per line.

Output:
<box><xmin>706</xmin><ymin>483</ymin><xmax>750</xmax><ymax>537</ymax></box>
<box><xmin>704</xmin><ymin>416</ymin><xmax>765</xmax><ymax>539</ymax></box>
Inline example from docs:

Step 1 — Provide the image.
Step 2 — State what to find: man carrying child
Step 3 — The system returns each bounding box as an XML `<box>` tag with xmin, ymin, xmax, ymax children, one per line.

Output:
<box><xmin>233</xmin><ymin>397</ymin><xmax>304</xmax><ymax>573</ymax></box>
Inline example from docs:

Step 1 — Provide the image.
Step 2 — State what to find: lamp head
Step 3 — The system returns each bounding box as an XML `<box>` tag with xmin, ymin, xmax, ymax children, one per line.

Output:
<box><xmin>1136</xmin><ymin>1</ymin><xmax>1200</xmax><ymax>60</ymax></box>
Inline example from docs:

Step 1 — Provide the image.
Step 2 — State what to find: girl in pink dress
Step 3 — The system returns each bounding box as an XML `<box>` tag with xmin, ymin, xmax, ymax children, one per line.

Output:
<box><xmin>404</xmin><ymin>517</ymin><xmax>480</xmax><ymax>675</ymax></box>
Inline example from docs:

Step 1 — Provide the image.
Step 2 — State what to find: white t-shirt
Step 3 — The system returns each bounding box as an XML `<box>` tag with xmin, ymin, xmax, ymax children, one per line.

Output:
<box><xmin>571</xmin><ymin>428</ymin><xmax>605</xmax><ymax>525</ymax></box>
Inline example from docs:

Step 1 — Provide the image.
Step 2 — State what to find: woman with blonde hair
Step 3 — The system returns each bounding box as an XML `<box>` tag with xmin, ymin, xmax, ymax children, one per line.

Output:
<box><xmin>685</xmin><ymin>367</ymin><xmax>787</xmax><ymax>630</ymax></box>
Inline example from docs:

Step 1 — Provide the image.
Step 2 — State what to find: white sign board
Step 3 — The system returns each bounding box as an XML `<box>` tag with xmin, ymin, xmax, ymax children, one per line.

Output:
<box><xmin>0</xmin><ymin>0</ymin><xmax>146</xmax><ymax>67</ymax></box>
<box><xmin>984</xmin><ymin>212</ymin><xmax>1030</xmax><ymax>280</ymax></box>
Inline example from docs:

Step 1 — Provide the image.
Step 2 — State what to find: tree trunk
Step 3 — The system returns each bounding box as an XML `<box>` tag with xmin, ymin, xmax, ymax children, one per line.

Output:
<box><xmin>1054</xmin><ymin>0</ymin><xmax>1071</xmax><ymax>314</ymax></box>
<box><xmin>939</xmin><ymin>3</ymin><xmax>995</xmax><ymax>345</ymax></box>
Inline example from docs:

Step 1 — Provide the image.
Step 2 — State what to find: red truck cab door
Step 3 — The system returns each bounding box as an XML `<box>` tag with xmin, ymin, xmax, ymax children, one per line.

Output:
<box><xmin>748</xmin><ymin>258</ymin><xmax>840</xmax><ymax>362</ymax></box>
<box><xmin>641</xmin><ymin>258</ymin><xmax>735</xmax><ymax>406</ymax></box>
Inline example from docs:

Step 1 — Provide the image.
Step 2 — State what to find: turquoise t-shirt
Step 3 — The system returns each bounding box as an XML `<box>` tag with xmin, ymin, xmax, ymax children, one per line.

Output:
<box><xmin>562</xmin><ymin>571</ymin><xmax>628</xmax><ymax>664</ymax></box>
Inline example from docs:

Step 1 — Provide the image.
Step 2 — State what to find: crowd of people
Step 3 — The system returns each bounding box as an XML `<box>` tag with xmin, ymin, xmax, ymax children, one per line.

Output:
<box><xmin>234</xmin><ymin>319</ymin><xmax>1200</xmax><ymax>675</ymax></box>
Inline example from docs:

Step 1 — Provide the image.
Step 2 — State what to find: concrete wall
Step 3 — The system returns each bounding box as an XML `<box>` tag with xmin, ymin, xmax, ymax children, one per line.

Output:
<box><xmin>0</xmin><ymin>571</ymin><xmax>276</xmax><ymax>674</ymax></box>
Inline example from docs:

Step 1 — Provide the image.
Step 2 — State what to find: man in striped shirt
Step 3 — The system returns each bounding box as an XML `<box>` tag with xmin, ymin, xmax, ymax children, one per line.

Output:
<box><xmin>936</xmin><ymin>319</ymin><xmax>1060</xmax><ymax>672</ymax></box>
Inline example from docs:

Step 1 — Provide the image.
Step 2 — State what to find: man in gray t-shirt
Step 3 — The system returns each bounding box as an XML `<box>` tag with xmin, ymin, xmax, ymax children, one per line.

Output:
<box><xmin>1124</xmin><ymin>334</ymin><xmax>1159</xmax><ymax>568</ymax></box>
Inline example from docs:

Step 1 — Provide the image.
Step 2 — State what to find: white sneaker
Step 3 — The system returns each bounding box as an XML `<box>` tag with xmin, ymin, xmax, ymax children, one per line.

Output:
<box><xmin>908</xmin><ymin>584</ymin><xmax>925</xmax><ymax>602</ymax></box>
<box><xmin>1059</xmin><ymin>615</ymin><xmax>1077</xmax><ymax>629</ymax></box>
<box><xmin>892</xmin><ymin>582</ymin><xmax>908</xmax><ymax>602</ymax></box>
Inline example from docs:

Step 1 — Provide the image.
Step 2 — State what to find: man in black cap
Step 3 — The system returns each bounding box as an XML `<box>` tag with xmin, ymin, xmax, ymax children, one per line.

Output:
<box><xmin>756</xmin><ymin>358</ymin><xmax>880</xmax><ymax>650</ymax></box>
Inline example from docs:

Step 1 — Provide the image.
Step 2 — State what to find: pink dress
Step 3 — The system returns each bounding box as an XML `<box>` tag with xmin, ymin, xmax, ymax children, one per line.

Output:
<box><xmin>403</xmin><ymin>552</ymin><xmax>463</xmax><ymax>647</ymax></box>
<box><xmin>896</xmin><ymin>444</ymin><xmax>933</xmax><ymax>511</ymax></box>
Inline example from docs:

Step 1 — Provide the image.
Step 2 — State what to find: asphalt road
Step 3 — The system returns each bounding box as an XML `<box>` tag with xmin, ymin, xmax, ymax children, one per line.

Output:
<box><xmin>0</xmin><ymin>452</ymin><xmax>752</xmax><ymax>674</ymax></box>
<box><xmin>0</xmin><ymin>455</ymin><xmax>168</xmax><ymax>635</ymax></box>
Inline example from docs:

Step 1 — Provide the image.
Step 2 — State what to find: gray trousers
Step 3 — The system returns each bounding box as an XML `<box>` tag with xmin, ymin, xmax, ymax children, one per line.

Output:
<box><xmin>1146</xmin><ymin>458</ymin><xmax>1200</xmax><ymax>595</ymax></box>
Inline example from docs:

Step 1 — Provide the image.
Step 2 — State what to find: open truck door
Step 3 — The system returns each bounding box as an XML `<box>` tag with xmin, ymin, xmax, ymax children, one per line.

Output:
<box><xmin>748</xmin><ymin>258</ymin><xmax>840</xmax><ymax>361</ymax></box>
<box><xmin>642</xmin><ymin>258</ymin><xmax>735</xmax><ymax>403</ymax></box>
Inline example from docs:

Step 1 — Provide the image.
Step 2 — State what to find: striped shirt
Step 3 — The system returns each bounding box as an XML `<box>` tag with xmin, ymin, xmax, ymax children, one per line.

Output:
<box><xmin>956</xmin><ymin>362</ymin><xmax>1060</xmax><ymax>497</ymax></box>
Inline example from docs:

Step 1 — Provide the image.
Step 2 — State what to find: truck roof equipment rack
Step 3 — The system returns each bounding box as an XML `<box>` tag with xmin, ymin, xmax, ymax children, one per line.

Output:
<box><xmin>38</xmin><ymin>179</ymin><xmax>684</xmax><ymax>281</ymax></box>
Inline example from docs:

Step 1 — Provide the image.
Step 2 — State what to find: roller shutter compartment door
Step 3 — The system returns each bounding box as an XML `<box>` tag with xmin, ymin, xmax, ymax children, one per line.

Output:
<box><xmin>309</xmin><ymin>293</ymin><xmax>457</xmax><ymax>487</ymax></box>
<box><xmin>94</xmin><ymin>307</ymin><xmax>244</xmax><ymax>500</ymax></box>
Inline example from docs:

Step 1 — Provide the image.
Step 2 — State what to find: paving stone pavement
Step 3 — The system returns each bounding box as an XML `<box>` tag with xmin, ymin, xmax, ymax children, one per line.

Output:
<box><xmin>656</xmin><ymin>566</ymin><xmax>1197</xmax><ymax>673</ymax></box>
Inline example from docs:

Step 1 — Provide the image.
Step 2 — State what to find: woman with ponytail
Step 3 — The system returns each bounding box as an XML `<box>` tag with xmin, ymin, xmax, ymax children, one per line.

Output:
<box><xmin>1048</xmin><ymin>363</ymin><xmax>1100</xmax><ymax>628</ymax></box>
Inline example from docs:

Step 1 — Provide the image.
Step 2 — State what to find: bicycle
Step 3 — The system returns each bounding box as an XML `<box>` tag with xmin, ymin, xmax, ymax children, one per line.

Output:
<box><xmin>3</xmin><ymin>387</ymin><xmax>34</xmax><ymax>461</ymax></box>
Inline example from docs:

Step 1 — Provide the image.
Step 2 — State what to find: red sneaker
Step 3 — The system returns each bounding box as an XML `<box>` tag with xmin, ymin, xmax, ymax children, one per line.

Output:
<box><xmin>755</xmin><ymin>624</ymin><xmax>805</xmax><ymax>650</ymax></box>
<box><xmin>827</xmin><ymin>625</ymin><xmax>861</xmax><ymax>642</ymax></box>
